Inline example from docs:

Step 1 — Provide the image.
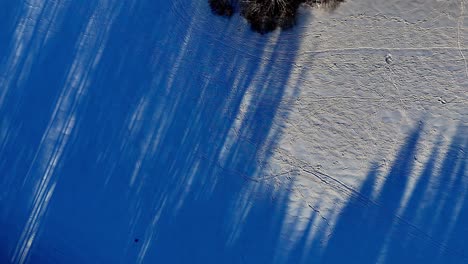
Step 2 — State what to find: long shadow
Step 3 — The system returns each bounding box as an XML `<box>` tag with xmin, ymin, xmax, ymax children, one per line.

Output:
<box><xmin>313</xmin><ymin>123</ymin><xmax>468</xmax><ymax>264</ymax></box>
<box><xmin>223</xmin><ymin>122</ymin><xmax>466</xmax><ymax>264</ymax></box>
<box><xmin>2</xmin><ymin>1</ymin><xmax>464</xmax><ymax>264</ymax></box>
<box><xmin>0</xmin><ymin>0</ymin><xmax>316</xmax><ymax>263</ymax></box>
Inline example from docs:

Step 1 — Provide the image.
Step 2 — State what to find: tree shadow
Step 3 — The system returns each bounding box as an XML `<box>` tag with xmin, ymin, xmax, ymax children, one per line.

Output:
<box><xmin>0</xmin><ymin>0</ymin><xmax>312</xmax><ymax>263</ymax></box>
<box><xmin>1</xmin><ymin>1</ymin><xmax>466</xmax><ymax>264</ymax></box>
<box><xmin>227</xmin><ymin>121</ymin><xmax>468</xmax><ymax>264</ymax></box>
<box><xmin>312</xmin><ymin>123</ymin><xmax>468</xmax><ymax>264</ymax></box>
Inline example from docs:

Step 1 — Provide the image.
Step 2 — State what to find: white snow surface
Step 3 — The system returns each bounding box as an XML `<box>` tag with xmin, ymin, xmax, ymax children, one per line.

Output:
<box><xmin>2</xmin><ymin>0</ymin><xmax>466</xmax><ymax>262</ymax></box>
<box><xmin>211</xmin><ymin>0</ymin><xmax>468</xmax><ymax>253</ymax></box>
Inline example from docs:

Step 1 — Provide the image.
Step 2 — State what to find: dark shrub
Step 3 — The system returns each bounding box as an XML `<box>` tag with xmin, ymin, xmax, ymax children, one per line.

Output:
<box><xmin>209</xmin><ymin>0</ymin><xmax>344</xmax><ymax>33</ymax></box>
<box><xmin>240</xmin><ymin>0</ymin><xmax>304</xmax><ymax>34</ymax></box>
<box><xmin>209</xmin><ymin>0</ymin><xmax>235</xmax><ymax>17</ymax></box>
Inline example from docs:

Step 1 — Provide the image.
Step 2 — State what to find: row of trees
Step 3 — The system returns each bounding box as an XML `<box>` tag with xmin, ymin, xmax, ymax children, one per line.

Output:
<box><xmin>209</xmin><ymin>0</ymin><xmax>344</xmax><ymax>33</ymax></box>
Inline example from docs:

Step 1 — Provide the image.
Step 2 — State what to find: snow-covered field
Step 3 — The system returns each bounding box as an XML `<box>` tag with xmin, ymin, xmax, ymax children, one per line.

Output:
<box><xmin>0</xmin><ymin>0</ymin><xmax>466</xmax><ymax>263</ymax></box>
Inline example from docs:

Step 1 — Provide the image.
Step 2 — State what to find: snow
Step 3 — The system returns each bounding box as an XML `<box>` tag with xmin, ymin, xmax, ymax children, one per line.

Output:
<box><xmin>0</xmin><ymin>0</ymin><xmax>466</xmax><ymax>263</ymax></box>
